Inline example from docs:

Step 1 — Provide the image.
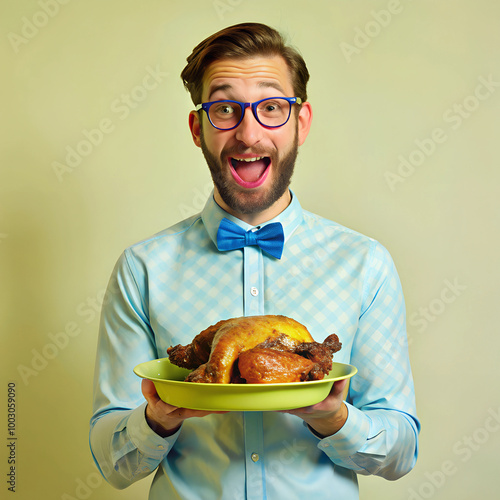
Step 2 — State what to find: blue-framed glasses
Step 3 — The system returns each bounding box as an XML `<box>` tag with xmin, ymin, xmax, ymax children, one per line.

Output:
<box><xmin>195</xmin><ymin>96</ymin><xmax>302</xmax><ymax>130</ymax></box>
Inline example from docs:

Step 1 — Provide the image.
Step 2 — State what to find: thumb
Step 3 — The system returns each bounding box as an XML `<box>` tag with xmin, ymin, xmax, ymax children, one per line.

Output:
<box><xmin>331</xmin><ymin>378</ymin><xmax>348</xmax><ymax>397</ymax></box>
<box><xmin>141</xmin><ymin>378</ymin><xmax>160</xmax><ymax>404</ymax></box>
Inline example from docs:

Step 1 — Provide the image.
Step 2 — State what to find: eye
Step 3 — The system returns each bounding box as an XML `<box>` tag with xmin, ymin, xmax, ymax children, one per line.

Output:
<box><xmin>214</xmin><ymin>103</ymin><xmax>235</xmax><ymax>115</ymax></box>
<box><xmin>261</xmin><ymin>100</ymin><xmax>283</xmax><ymax>113</ymax></box>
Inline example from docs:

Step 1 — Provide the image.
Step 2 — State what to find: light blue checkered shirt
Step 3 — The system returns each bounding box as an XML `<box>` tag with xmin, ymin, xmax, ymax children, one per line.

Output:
<box><xmin>90</xmin><ymin>191</ymin><xmax>419</xmax><ymax>499</ymax></box>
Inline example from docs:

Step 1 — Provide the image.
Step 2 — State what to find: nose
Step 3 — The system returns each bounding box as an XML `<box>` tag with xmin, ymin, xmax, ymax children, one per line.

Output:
<box><xmin>234</xmin><ymin>105</ymin><xmax>263</xmax><ymax>147</ymax></box>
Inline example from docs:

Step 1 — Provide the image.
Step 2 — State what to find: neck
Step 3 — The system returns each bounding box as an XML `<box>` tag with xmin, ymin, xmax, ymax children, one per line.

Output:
<box><xmin>214</xmin><ymin>189</ymin><xmax>291</xmax><ymax>226</ymax></box>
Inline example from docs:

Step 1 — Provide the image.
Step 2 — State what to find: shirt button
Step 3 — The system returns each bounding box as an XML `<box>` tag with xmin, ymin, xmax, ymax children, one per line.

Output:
<box><xmin>251</xmin><ymin>453</ymin><xmax>259</xmax><ymax>462</ymax></box>
<box><xmin>250</xmin><ymin>287</ymin><xmax>259</xmax><ymax>296</ymax></box>
<box><xmin>157</xmin><ymin>445</ymin><xmax>165</xmax><ymax>450</ymax></box>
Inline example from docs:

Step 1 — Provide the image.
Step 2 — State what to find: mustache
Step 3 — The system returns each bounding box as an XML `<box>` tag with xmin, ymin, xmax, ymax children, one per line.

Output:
<box><xmin>221</xmin><ymin>146</ymin><xmax>277</xmax><ymax>158</ymax></box>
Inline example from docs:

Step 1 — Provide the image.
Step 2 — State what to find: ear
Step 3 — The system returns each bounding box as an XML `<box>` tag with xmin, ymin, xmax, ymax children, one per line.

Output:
<box><xmin>188</xmin><ymin>110</ymin><xmax>202</xmax><ymax>148</ymax></box>
<box><xmin>297</xmin><ymin>101</ymin><xmax>313</xmax><ymax>146</ymax></box>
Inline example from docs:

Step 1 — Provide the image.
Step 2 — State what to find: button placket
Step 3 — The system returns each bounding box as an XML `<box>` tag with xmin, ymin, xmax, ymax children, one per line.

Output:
<box><xmin>243</xmin><ymin>246</ymin><xmax>264</xmax><ymax>317</ymax></box>
<box><xmin>242</xmin><ymin>247</ymin><xmax>266</xmax><ymax>500</ymax></box>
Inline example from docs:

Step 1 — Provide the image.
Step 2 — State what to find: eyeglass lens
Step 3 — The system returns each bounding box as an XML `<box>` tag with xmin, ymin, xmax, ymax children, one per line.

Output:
<box><xmin>209</xmin><ymin>98</ymin><xmax>291</xmax><ymax>129</ymax></box>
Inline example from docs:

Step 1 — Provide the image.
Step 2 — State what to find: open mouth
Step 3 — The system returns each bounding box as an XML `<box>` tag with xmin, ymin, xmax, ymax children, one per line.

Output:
<box><xmin>229</xmin><ymin>156</ymin><xmax>271</xmax><ymax>188</ymax></box>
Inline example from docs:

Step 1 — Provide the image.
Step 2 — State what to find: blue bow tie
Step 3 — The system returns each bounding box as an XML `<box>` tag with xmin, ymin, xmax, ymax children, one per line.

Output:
<box><xmin>216</xmin><ymin>218</ymin><xmax>285</xmax><ymax>259</ymax></box>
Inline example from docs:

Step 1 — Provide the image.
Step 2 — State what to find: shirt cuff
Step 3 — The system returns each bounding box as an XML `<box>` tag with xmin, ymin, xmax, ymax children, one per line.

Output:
<box><xmin>315</xmin><ymin>402</ymin><xmax>371</xmax><ymax>460</ymax></box>
<box><xmin>127</xmin><ymin>402</ymin><xmax>181</xmax><ymax>460</ymax></box>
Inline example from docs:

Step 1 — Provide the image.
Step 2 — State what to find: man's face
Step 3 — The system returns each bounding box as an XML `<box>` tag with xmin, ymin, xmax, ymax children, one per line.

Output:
<box><xmin>189</xmin><ymin>56</ymin><xmax>312</xmax><ymax>222</ymax></box>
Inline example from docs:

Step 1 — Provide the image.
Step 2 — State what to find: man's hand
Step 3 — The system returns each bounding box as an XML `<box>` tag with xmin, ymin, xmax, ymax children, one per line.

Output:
<box><xmin>280</xmin><ymin>379</ymin><xmax>348</xmax><ymax>438</ymax></box>
<box><xmin>141</xmin><ymin>379</ymin><xmax>228</xmax><ymax>437</ymax></box>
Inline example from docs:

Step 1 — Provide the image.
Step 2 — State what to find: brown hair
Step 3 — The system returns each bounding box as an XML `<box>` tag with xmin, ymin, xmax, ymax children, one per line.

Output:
<box><xmin>180</xmin><ymin>22</ymin><xmax>309</xmax><ymax>105</ymax></box>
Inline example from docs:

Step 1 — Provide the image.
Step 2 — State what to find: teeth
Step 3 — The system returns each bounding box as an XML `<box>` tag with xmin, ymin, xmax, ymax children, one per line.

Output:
<box><xmin>232</xmin><ymin>156</ymin><xmax>264</xmax><ymax>162</ymax></box>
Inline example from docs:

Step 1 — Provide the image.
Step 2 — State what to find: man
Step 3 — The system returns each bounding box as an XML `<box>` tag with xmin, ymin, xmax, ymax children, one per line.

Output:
<box><xmin>90</xmin><ymin>22</ymin><xmax>419</xmax><ymax>499</ymax></box>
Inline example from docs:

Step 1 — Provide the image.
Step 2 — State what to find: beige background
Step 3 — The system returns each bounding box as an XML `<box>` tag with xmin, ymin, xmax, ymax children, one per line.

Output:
<box><xmin>1</xmin><ymin>1</ymin><xmax>499</xmax><ymax>499</ymax></box>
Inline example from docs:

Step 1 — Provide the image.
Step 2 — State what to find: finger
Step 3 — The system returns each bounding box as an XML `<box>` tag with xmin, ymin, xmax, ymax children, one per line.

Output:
<box><xmin>330</xmin><ymin>379</ymin><xmax>348</xmax><ymax>397</ymax></box>
<box><xmin>277</xmin><ymin>406</ymin><xmax>310</xmax><ymax>414</ymax></box>
<box><xmin>141</xmin><ymin>379</ymin><xmax>161</xmax><ymax>404</ymax></box>
<box><xmin>141</xmin><ymin>379</ymin><xmax>184</xmax><ymax>416</ymax></box>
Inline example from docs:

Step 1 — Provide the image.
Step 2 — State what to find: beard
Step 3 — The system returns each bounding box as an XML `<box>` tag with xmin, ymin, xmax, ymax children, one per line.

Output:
<box><xmin>199</xmin><ymin>125</ymin><xmax>299</xmax><ymax>216</ymax></box>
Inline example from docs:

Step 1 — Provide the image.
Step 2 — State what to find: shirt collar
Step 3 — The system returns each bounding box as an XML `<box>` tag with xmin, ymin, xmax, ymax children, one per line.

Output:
<box><xmin>201</xmin><ymin>189</ymin><xmax>304</xmax><ymax>250</ymax></box>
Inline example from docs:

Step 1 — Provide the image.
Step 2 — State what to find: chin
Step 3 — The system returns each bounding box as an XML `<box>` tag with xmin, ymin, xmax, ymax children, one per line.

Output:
<box><xmin>200</xmin><ymin>128</ymin><xmax>298</xmax><ymax>217</ymax></box>
<box><xmin>219</xmin><ymin>182</ymin><xmax>291</xmax><ymax>216</ymax></box>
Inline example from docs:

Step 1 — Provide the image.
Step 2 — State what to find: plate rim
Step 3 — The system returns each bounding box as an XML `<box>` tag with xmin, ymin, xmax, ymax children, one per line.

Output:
<box><xmin>133</xmin><ymin>357</ymin><xmax>357</xmax><ymax>387</ymax></box>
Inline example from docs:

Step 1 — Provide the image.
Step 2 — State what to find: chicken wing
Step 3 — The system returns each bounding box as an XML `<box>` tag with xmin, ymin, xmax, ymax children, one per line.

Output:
<box><xmin>167</xmin><ymin>319</ymin><xmax>226</xmax><ymax>369</ymax></box>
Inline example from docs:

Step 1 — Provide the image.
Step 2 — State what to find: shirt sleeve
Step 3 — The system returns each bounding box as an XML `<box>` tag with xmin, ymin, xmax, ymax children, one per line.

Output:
<box><xmin>89</xmin><ymin>251</ymin><xmax>178</xmax><ymax>488</ymax></box>
<box><xmin>315</xmin><ymin>240</ymin><xmax>420</xmax><ymax>479</ymax></box>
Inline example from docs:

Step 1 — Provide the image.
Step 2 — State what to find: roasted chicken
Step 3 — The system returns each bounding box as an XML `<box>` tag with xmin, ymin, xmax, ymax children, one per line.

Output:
<box><xmin>167</xmin><ymin>315</ymin><xmax>341</xmax><ymax>384</ymax></box>
<box><xmin>237</xmin><ymin>348</ymin><xmax>316</xmax><ymax>383</ymax></box>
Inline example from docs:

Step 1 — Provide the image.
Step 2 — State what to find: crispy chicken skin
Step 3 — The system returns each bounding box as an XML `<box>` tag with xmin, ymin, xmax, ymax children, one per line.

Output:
<box><xmin>166</xmin><ymin>319</ymin><xmax>226</xmax><ymax>369</ymax></box>
<box><xmin>167</xmin><ymin>316</ymin><xmax>312</xmax><ymax>371</ymax></box>
<box><xmin>237</xmin><ymin>333</ymin><xmax>342</xmax><ymax>383</ymax></box>
<box><xmin>238</xmin><ymin>348</ymin><xmax>315</xmax><ymax>383</ymax></box>
<box><xmin>294</xmin><ymin>334</ymin><xmax>342</xmax><ymax>380</ymax></box>
<box><xmin>167</xmin><ymin>315</ymin><xmax>341</xmax><ymax>384</ymax></box>
<box><xmin>183</xmin><ymin>315</ymin><xmax>314</xmax><ymax>383</ymax></box>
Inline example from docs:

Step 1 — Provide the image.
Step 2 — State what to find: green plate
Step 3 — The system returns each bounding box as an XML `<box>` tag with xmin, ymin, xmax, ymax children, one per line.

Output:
<box><xmin>134</xmin><ymin>358</ymin><xmax>357</xmax><ymax>411</ymax></box>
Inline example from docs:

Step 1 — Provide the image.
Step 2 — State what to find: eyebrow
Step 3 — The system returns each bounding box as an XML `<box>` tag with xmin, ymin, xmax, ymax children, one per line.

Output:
<box><xmin>207</xmin><ymin>83</ymin><xmax>233</xmax><ymax>101</ymax></box>
<box><xmin>207</xmin><ymin>81</ymin><xmax>287</xmax><ymax>101</ymax></box>
<box><xmin>257</xmin><ymin>81</ymin><xmax>287</xmax><ymax>95</ymax></box>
